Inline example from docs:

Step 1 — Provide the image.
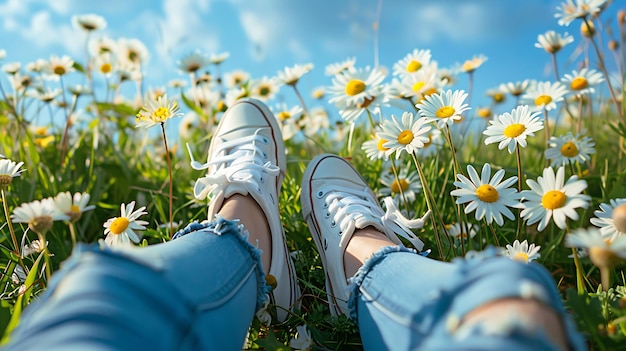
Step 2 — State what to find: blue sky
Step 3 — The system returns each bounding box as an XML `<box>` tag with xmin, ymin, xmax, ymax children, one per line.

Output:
<box><xmin>0</xmin><ymin>0</ymin><xmax>622</xmax><ymax>124</ymax></box>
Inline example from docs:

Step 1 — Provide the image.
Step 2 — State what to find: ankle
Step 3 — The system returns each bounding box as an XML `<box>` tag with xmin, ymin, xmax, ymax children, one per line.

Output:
<box><xmin>343</xmin><ymin>227</ymin><xmax>396</xmax><ymax>278</ymax></box>
<box><xmin>218</xmin><ymin>194</ymin><xmax>272</xmax><ymax>274</ymax></box>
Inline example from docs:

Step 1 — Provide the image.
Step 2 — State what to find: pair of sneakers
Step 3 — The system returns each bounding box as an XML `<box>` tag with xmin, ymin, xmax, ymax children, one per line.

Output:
<box><xmin>190</xmin><ymin>98</ymin><xmax>427</xmax><ymax>322</ymax></box>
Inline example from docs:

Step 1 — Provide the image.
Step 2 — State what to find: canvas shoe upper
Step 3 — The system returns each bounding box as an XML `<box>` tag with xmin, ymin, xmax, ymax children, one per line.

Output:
<box><xmin>188</xmin><ymin>98</ymin><xmax>300</xmax><ymax>322</ymax></box>
<box><xmin>301</xmin><ymin>154</ymin><xmax>429</xmax><ymax>316</ymax></box>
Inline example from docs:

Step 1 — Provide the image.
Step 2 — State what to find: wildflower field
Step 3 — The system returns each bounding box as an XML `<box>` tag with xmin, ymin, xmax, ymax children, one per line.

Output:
<box><xmin>0</xmin><ymin>1</ymin><xmax>625</xmax><ymax>350</ymax></box>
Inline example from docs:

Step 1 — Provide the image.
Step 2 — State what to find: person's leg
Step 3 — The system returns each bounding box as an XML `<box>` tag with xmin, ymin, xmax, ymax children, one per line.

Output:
<box><xmin>4</xmin><ymin>216</ymin><xmax>265</xmax><ymax>351</ymax></box>
<box><xmin>301</xmin><ymin>154</ymin><xmax>586</xmax><ymax>351</ymax></box>
<box><xmin>346</xmin><ymin>231</ymin><xmax>580</xmax><ymax>350</ymax></box>
<box><xmin>4</xmin><ymin>98</ymin><xmax>300</xmax><ymax>350</ymax></box>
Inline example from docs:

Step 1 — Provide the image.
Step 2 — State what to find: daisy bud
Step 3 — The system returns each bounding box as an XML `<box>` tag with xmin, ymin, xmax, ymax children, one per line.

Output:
<box><xmin>608</xmin><ymin>40</ymin><xmax>618</xmax><ymax>51</ymax></box>
<box><xmin>612</xmin><ymin>203</ymin><xmax>626</xmax><ymax>233</ymax></box>
<box><xmin>580</xmin><ymin>21</ymin><xmax>595</xmax><ymax>37</ymax></box>
<box><xmin>618</xmin><ymin>10</ymin><xmax>625</xmax><ymax>25</ymax></box>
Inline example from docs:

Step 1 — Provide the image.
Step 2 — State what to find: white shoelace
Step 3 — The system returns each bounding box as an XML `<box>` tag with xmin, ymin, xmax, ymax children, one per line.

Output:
<box><xmin>187</xmin><ymin>131</ymin><xmax>280</xmax><ymax>200</ymax></box>
<box><xmin>320</xmin><ymin>184</ymin><xmax>429</xmax><ymax>251</ymax></box>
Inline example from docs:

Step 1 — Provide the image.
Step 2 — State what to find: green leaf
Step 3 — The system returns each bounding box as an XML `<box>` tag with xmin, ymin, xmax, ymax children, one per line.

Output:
<box><xmin>0</xmin><ymin>251</ymin><xmax>44</xmax><ymax>345</ymax></box>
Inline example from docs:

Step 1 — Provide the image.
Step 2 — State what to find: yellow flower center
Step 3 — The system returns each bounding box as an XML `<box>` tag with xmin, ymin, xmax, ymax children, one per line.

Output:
<box><xmin>377</xmin><ymin>138</ymin><xmax>389</xmax><ymax>151</ymax></box>
<box><xmin>477</xmin><ymin>108</ymin><xmax>492</xmax><ymax>118</ymax></box>
<box><xmin>534</xmin><ymin>95</ymin><xmax>553</xmax><ymax>106</ymax></box>
<box><xmin>513</xmin><ymin>252</ymin><xmax>529</xmax><ymax>263</ymax></box>
<box><xmin>391</xmin><ymin>179</ymin><xmax>409</xmax><ymax>194</ymax></box>
<box><xmin>397</xmin><ymin>130</ymin><xmax>414</xmax><ymax>145</ymax></box>
<box><xmin>475</xmin><ymin>184</ymin><xmax>499</xmax><ymax>203</ymax></box>
<box><xmin>570</xmin><ymin>77</ymin><xmax>588</xmax><ymax>91</ymax></box>
<box><xmin>503</xmin><ymin>123</ymin><xmax>526</xmax><ymax>138</ymax></box>
<box><xmin>53</xmin><ymin>66</ymin><xmax>66</xmax><ymax>75</ymax></box>
<box><xmin>153</xmin><ymin>107</ymin><xmax>170</xmax><ymax>121</ymax></box>
<box><xmin>345</xmin><ymin>79</ymin><xmax>366</xmax><ymax>96</ymax></box>
<box><xmin>560</xmin><ymin>141</ymin><xmax>579</xmax><ymax>157</ymax></box>
<box><xmin>406</xmin><ymin>60</ymin><xmax>422</xmax><ymax>72</ymax></box>
<box><xmin>0</xmin><ymin>175</ymin><xmax>13</xmax><ymax>186</ymax></box>
<box><xmin>493</xmin><ymin>93</ymin><xmax>505</xmax><ymax>103</ymax></box>
<box><xmin>412</xmin><ymin>81</ymin><xmax>426</xmax><ymax>92</ymax></box>
<box><xmin>542</xmin><ymin>190</ymin><xmax>567</xmax><ymax>210</ymax></box>
<box><xmin>423</xmin><ymin>134</ymin><xmax>433</xmax><ymax>148</ymax></box>
<box><xmin>109</xmin><ymin>217</ymin><xmax>130</xmax><ymax>235</ymax></box>
<box><xmin>100</xmin><ymin>63</ymin><xmax>112</xmax><ymax>74</ymax></box>
<box><xmin>436</xmin><ymin>106</ymin><xmax>456</xmax><ymax>118</ymax></box>
<box><xmin>68</xmin><ymin>205</ymin><xmax>82</xmax><ymax>222</ymax></box>
<box><xmin>30</xmin><ymin>215</ymin><xmax>53</xmax><ymax>234</ymax></box>
<box><xmin>278</xmin><ymin>111</ymin><xmax>291</xmax><ymax>121</ymax></box>
<box><xmin>258</xmin><ymin>85</ymin><xmax>271</xmax><ymax>96</ymax></box>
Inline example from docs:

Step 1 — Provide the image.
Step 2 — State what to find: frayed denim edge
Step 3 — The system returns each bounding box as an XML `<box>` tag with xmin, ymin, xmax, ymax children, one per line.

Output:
<box><xmin>173</xmin><ymin>215</ymin><xmax>271</xmax><ymax>312</ymax></box>
<box><xmin>346</xmin><ymin>245</ymin><xmax>417</xmax><ymax>321</ymax></box>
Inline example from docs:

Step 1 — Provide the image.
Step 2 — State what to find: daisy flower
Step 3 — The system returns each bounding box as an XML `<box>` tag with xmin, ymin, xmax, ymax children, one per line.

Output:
<box><xmin>328</xmin><ymin>66</ymin><xmax>386</xmax><ymax>113</ymax></box>
<box><xmin>117</xmin><ymin>37</ymin><xmax>150</xmax><ymax>67</ymax></box>
<box><xmin>338</xmin><ymin>91</ymin><xmax>388</xmax><ymax>123</ymax></box>
<box><xmin>535</xmin><ymin>30</ymin><xmax>574</xmax><ymax>54</ymax></box>
<box><xmin>103</xmin><ymin>201</ymin><xmax>148</xmax><ymax>246</ymax></box>
<box><xmin>289</xmin><ymin>325</ymin><xmax>313</xmax><ymax>351</ymax></box>
<box><xmin>561</xmin><ymin>68</ymin><xmax>604</xmax><ymax>96</ymax></box>
<box><xmin>325</xmin><ymin>57</ymin><xmax>356</xmax><ymax>76</ymax></box>
<box><xmin>136</xmin><ymin>93</ymin><xmax>183</xmax><ymax>128</ymax></box>
<box><xmin>379</xmin><ymin>167</ymin><xmax>422</xmax><ymax>203</ymax></box>
<box><xmin>209</xmin><ymin>52</ymin><xmax>230</xmax><ymax>65</ymax></box>
<box><xmin>545</xmin><ymin>132</ymin><xmax>595</xmax><ymax>167</ymax></box>
<box><xmin>519</xmin><ymin>81</ymin><xmax>569</xmax><ymax>112</ymax></box>
<box><xmin>177</xmin><ymin>51</ymin><xmax>210</xmax><ymax>74</ymax></box>
<box><xmin>92</xmin><ymin>52</ymin><xmax>115</xmax><ymax>77</ymax></box>
<box><xmin>301</xmin><ymin>107</ymin><xmax>330</xmax><ymax>137</ymax></box>
<box><xmin>0</xmin><ymin>158</ymin><xmax>25</xmax><ymax>188</ymax></box>
<box><xmin>486</xmin><ymin>87</ymin><xmax>507</xmax><ymax>105</ymax></box>
<box><xmin>377</xmin><ymin>111</ymin><xmax>432</xmax><ymax>159</ymax></box>
<box><xmin>53</xmin><ymin>191</ymin><xmax>96</xmax><ymax>222</ymax></box>
<box><xmin>565</xmin><ymin>227</ymin><xmax>626</xmax><ymax>268</ymax></box>
<box><xmin>392</xmin><ymin>49</ymin><xmax>433</xmax><ymax>78</ymax></box>
<box><xmin>72</xmin><ymin>14</ymin><xmax>107</xmax><ymax>32</ymax></box>
<box><xmin>2</xmin><ymin>62</ymin><xmax>20</xmax><ymax>75</ymax></box>
<box><xmin>224</xmin><ymin>70</ymin><xmax>250</xmax><ymax>88</ymax></box>
<box><xmin>590</xmin><ymin>199</ymin><xmax>626</xmax><ymax>241</ymax></box>
<box><xmin>505</xmin><ymin>240</ymin><xmax>541</xmax><ymax>263</ymax></box>
<box><xmin>388</xmin><ymin>64</ymin><xmax>441</xmax><ymax>102</ymax></box>
<box><xmin>46</xmin><ymin>55</ymin><xmax>75</xmax><ymax>76</ymax></box>
<box><xmin>271</xmin><ymin>103</ymin><xmax>303</xmax><ymax>141</ymax></box>
<box><xmin>500</xmin><ymin>80</ymin><xmax>532</xmax><ymax>97</ymax></box>
<box><xmin>418</xmin><ymin>128</ymin><xmax>443</xmax><ymax>158</ymax></box>
<box><xmin>483</xmin><ymin>105</ymin><xmax>544</xmax><ymax>154</ymax></box>
<box><xmin>416</xmin><ymin>89</ymin><xmax>471</xmax><ymax>128</ymax></box>
<box><xmin>249</xmin><ymin>76</ymin><xmax>279</xmax><ymax>101</ymax></box>
<box><xmin>12</xmin><ymin>198</ymin><xmax>69</xmax><ymax>234</ymax></box>
<box><xmin>362</xmin><ymin>130</ymin><xmax>390</xmax><ymax>161</ymax></box>
<box><xmin>520</xmin><ymin>166</ymin><xmax>590</xmax><ymax>231</ymax></box>
<box><xmin>276</xmin><ymin>63</ymin><xmax>313</xmax><ymax>86</ymax></box>
<box><xmin>460</xmin><ymin>54</ymin><xmax>488</xmax><ymax>73</ymax></box>
<box><xmin>446</xmin><ymin>222</ymin><xmax>479</xmax><ymax>242</ymax></box>
<box><xmin>90</xmin><ymin>35</ymin><xmax>118</xmax><ymax>56</ymax></box>
<box><xmin>0</xmin><ymin>49</ymin><xmax>5</xmax><ymax>60</ymax></box>
<box><xmin>450</xmin><ymin>163</ymin><xmax>521</xmax><ymax>226</ymax></box>
<box><xmin>555</xmin><ymin>0</ymin><xmax>607</xmax><ymax>26</ymax></box>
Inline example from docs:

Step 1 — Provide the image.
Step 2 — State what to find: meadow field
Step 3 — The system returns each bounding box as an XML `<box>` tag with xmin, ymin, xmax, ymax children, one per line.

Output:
<box><xmin>0</xmin><ymin>1</ymin><xmax>625</xmax><ymax>350</ymax></box>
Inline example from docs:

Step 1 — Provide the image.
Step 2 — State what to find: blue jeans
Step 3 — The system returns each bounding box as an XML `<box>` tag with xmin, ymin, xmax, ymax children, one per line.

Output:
<box><xmin>4</xmin><ymin>219</ymin><xmax>586</xmax><ymax>350</ymax></box>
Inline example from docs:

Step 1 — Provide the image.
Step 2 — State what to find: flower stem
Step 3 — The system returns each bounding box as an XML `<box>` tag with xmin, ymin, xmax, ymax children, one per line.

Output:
<box><xmin>411</xmin><ymin>152</ymin><xmax>447</xmax><ymax>259</ymax></box>
<box><xmin>1</xmin><ymin>189</ymin><xmax>19</xmax><ymax>255</ymax></box>
<box><xmin>161</xmin><ymin>123</ymin><xmax>174</xmax><ymax>238</ymax></box>
<box><xmin>600</xmin><ymin>266</ymin><xmax>611</xmax><ymax>292</ymax></box>
<box><xmin>571</xmin><ymin>247</ymin><xmax>586</xmax><ymax>295</ymax></box>
<box><xmin>583</xmin><ymin>16</ymin><xmax>623</xmax><ymax>121</ymax></box>
<box><xmin>292</xmin><ymin>84</ymin><xmax>309</xmax><ymax>119</ymax></box>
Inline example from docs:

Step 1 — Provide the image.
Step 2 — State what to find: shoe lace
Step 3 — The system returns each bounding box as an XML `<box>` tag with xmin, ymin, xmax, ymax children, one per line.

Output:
<box><xmin>321</xmin><ymin>185</ymin><xmax>429</xmax><ymax>251</ymax></box>
<box><xmin>187</xmin><ymin>130</ymin><xmax>280</xmax><ymax>200</ymax></box>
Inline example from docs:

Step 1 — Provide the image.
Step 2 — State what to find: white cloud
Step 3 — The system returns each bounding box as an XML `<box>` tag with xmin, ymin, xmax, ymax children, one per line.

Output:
<box><xmin>19</xmin><ymin>11</ymin><xmax>82</xmax><ymax>56</ymax></box>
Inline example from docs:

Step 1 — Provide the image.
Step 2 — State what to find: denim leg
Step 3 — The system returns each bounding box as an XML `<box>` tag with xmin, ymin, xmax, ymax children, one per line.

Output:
<box><xmin>4</xmin><ymin>217</ymin><xmax>268</xmax><ymax>351</ymax></box>
<box><xmin>348</xmin><ymin>246</ymin><xmax>587</xmax><ymax>351</ymax></box>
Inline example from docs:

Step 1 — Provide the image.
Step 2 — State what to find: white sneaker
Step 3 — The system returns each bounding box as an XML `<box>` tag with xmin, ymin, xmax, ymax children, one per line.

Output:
<box><xmin>301</xmin><ymin>154</ymin><xmax>428</xmax><ymax>317</ymax></box>
<box><xmin>188</xmin><ymin>98</ymin><xmax>300</xmax><ymax>322</ymax></box>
